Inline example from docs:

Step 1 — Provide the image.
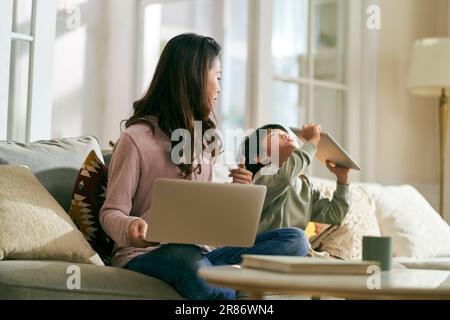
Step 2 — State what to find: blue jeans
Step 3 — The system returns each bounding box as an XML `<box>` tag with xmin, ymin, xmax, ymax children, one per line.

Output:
<box><xmin>124</xmin><ymin>228</ymin><xmax>309</xmax><ymax>300</ymax></box>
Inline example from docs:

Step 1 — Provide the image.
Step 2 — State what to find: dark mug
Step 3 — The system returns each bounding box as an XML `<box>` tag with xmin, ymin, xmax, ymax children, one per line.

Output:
<box><xmin>362</xmin><ymin>236</ymin><xmax>393</xmax><ymax>271</ymax></box>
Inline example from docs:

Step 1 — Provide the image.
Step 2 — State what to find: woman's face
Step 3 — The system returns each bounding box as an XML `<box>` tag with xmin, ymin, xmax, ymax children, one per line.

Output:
<box><xmin>206</xmin><ymin>58</ymin><xmax>222</xmax><ymax>113</ymax></box>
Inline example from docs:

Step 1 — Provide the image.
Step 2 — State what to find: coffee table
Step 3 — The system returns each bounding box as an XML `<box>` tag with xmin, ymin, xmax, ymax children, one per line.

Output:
<box><xmin>198</xmin><ymin>266</ymin><xmax>450</xmax><ymax>300</ymax></box>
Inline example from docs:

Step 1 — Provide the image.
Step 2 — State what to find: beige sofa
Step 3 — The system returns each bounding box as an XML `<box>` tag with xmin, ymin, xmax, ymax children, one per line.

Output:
<box><xmin>1</xmin><ymin>136</ymin><xmax>449</xmax><ymax>300</ymax></box>
<box><xmin>0</xmin><ymin>136</ymin><xmax>182</xmax><ymax>300</ymax></box>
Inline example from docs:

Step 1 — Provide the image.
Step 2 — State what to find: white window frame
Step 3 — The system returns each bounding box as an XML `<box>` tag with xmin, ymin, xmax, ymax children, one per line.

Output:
<box><xmin>0</xmin><ymin>0</ymin><xmax>57</xmax><ymax>142</ymax></box>
<box><xmin>246</xmin><ymin>0</ymin><xmax>273</xmax><ymax>128</ymax></box>
<box><xmin>272</xmin><ymin>0</ymin><xmax>349</xmax><ymax>125</ymax></box>
<box><xmin>136</xmin><ymin>0</ymin><xmax>163</xmax><ymax>98</ymax></box>
<box><xmin>0</xmin><ymin>1</ymin><xmax>14</xmax><ymax>140</ymax></box>
<box><xmin>358</xmin><ymin>0</ymin><xmax>380</xmax><ymax>182</ymax></box>
<box><xmin>248</xmin><ymin>0</ymin><xmax>353</xmax><ymax>127</ymax></box>
<box><xmin>247</xmin><ymin>0</ymin><xmax>379</xmax><ymax>182</ymax></box>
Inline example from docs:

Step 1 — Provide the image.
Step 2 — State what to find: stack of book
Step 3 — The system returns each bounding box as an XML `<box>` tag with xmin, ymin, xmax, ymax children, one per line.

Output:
<box><xmin>241</xmin><ymin>255</ymin><xmax>380</xmax><ymax>275</ymax></box>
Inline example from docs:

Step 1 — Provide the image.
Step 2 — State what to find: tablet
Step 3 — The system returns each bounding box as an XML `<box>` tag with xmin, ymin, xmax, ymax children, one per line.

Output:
<box><xmin>317</xmin><ymin>132</ymin><xmax>361</xmax><ymax>171</ymax></box>
<box><xmin>290</xmin><ymin>128</ymin><xmax>361</xmax><ymax>171</ymax></box>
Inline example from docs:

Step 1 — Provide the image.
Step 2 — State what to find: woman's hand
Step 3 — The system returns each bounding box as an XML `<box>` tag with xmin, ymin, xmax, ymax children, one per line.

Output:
<box><xmin>128</xmin><ymin>218</ymin><xmax>160</xmax><ymax>248</ymax></box>
<box><xmin>229</xmin><ymin>164</ymin><xmax>253</xmax><ymax>185</ymax></box>
<box><xmin>326</xmin><ymin>161</ymin><xmax>350</xmax><ymax>186</ymax></box>
<box><xmin>300</xmin><ymin>124</ymin><xmax>322</xmax><ymax>146</ymax></box>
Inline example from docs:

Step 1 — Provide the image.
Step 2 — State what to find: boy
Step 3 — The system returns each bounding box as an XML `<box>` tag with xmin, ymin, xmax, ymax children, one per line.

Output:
<box><xmin>240</xmin><ymin>124</ymin><xmax>351</xmax><ymax>234</ymax></box>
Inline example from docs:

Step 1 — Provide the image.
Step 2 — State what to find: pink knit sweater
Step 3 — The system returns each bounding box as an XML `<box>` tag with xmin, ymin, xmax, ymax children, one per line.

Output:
<box><xmin>99</xmin><ymin>117</ymin><xmax>213</xmax><ymax>268</ymax></box>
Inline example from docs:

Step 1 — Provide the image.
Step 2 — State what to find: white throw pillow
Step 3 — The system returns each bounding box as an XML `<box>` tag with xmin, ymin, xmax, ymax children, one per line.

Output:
<box><xmin>370</xmin><ymin>185</ymin><xmax>450</xmax><ymax>259</ymax></box>
<box><xmin>313</xmin><ymin>179</ymin><xmax>450</xmax><ymax>258</ymax></box>
<box><xmin>0</xmin><ymin>165</ymin><xmax>104</xmax><ymax>265</ymax></box>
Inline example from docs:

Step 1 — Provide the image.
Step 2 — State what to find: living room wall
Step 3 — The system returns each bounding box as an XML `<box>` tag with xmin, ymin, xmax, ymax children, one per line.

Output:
<box><xmin>375</xmin><ymin>0</ymin><xmax>450</xmax><ymax>221</ymax></box>
<box><xmin>52</xmin><ymin>0</ymin><xmax>106</xmax><ymax>144</ymax></box>
<box><xmin>52</xmin><ymin>0</ymin><xmax>137</xmax><ymax>149</ymax></box>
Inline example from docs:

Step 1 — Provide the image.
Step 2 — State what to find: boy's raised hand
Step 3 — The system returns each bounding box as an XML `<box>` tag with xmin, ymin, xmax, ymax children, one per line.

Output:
<box><xmin>326</xmin><ymin>160</ymin><xmax>350</xmax><ymax>186</ymax></box>
<box><xmin>301</xmin><ymin>124</ymin><xmax>322</xmax><ymax>146</ymax></box>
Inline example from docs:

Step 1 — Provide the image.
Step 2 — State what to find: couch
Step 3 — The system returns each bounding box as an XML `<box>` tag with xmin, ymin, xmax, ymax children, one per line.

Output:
<box><xmin>0</xmin><ymin>136</ymin><xmax>183</xmax><ymax>300</ymax></box>
<box><xmin>1</xmin><ymin>136</ymin><xmax>450</xmax><ymax>300</ymax></box>
<box><xmin>214</xmin><ymin>163</ymin><xmax>450</xmax><ymax>270</ymax></box>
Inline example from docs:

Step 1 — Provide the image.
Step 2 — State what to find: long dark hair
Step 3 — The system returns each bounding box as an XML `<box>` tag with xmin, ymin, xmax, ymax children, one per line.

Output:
<box><xmin>240</xmin><ymin>124</ymin><xmax>289</xmax><ymax>177</ymax></box>
<box><xmin>125</xmin><ymin>33</ymin><xmax>222</xmax><ymax>178</ymax></box>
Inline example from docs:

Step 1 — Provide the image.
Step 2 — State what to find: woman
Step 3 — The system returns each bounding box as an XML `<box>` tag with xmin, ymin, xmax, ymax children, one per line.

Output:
<box><xmin>100</xmin><ymin>33</ymin><xmax>309</xmax><ymax>300</ymax></box>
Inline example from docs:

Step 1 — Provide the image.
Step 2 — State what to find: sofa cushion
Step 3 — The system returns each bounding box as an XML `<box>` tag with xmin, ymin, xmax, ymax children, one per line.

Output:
<box><xmin>0</xmin><ymin>136</ymin><xmax>103</xmax><ymax>213</ymax></box>
<box><xmin>309</xmin><ymin>179</ymin><xmax>382</xmax><ymax>260</ymax></box>
<box><xmin>309</xmin><ymin>178</ymin><xmax>450</xmax><ymax>259</ymax></box>
<box><xmin>70</xmin><ymin>151</ymin><xmax>113</xmax><ymax>265</ymax></box>
<box><xmin>0</xmin><ymin>260</ymin><xmax>183</xmax><ymax>300</ymax></box>
<box><xmin>0</xmin><ymin>165</ymin><xmax>103</xmax><ymax>265</ymax></box>
<box><xmin>367</xmin><ymin>185</ymin><xmax>450</xmax><ymax>259</ymax></box>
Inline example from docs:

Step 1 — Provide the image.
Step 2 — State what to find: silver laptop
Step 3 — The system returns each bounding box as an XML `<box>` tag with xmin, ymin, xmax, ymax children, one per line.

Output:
<box><xmin>145</xmin><ymin>179</ymin><xmax>267</xmax><ymax>248</ymax></box>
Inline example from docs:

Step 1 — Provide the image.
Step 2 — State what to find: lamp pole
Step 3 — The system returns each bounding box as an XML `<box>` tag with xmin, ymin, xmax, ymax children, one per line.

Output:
<box><xmin>439</xmin><ymin>88</ymin><xmax>448</xmax><ymax>217</ymax></box>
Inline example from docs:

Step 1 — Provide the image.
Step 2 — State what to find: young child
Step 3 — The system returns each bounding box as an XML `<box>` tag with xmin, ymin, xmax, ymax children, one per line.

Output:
<box><xmin>240</xmin><ymin>124</ymin><xmax>351</xmax><ymax>235</ymax></box>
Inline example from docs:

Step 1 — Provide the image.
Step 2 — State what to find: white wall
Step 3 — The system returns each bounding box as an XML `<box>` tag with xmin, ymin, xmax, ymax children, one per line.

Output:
<box><xmin>375</xmin><ymin>0</ymin><xmax>449</xmax><ymax>221</ymax></box>
<box><xmin>102</xmin><ymin>0</ymin><xmax>138</xmax><ymax>148</ymax></box>
<box><xmin>52</xmin><ymin>0</ymin><xmax>137</xmax><ymax>149</ymax></box>
<box><xmin>52</xmin><ymin>0</ymin><xmax>107</xmax><ymax>145</ymax></box>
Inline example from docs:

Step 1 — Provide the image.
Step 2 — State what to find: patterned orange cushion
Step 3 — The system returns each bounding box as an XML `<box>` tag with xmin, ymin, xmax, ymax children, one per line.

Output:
<box><xmin>69</xmin><ymin>151</ymin><xmax>113</xmax><ymax>265</ymax></box>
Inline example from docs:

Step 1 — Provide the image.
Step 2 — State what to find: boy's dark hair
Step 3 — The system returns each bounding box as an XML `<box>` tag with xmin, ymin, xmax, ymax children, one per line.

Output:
<box><xmin>240</xmin><ymin>124</ymin><xmax>289</xmax><ymax>178</ymax></box>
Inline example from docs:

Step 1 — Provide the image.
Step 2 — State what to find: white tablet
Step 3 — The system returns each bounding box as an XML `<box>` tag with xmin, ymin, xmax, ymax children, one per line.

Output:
<box><xmin>290</xmin><ymin>128</ymin><xmax>361</xmax><ymax>171</ymax></box>
<box><xmin>316</xmin><ymin>132</ymin><xmax>361</xmax><ymax>171</ymax></box>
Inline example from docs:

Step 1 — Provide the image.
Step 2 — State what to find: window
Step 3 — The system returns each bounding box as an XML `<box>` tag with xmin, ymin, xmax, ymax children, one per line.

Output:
<box><xmin>137</xmin><ymin>0</ymin><xmax>248</xmax><ymax>132</ymax></box>
<box><xmin>0</xmin><ymin>0</ymin><xmax>57</xmax><ymax>142</ymax></box>
<box><xmin>8</xmin><ymin>0</ymin><xmax>34</xmax><ymax>142</ymax></box>
<box><xmin>271</xmin><ymin>0</ymin><xmax>349</xmax><ymax>178</ymax></box>
<box><xmin>136</xmin><ymin>0</ymin><xmax>362</xmax><ymax>174</ymax></box>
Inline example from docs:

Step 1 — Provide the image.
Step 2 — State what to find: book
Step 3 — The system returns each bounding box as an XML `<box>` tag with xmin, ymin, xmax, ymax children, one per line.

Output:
<box><xmin>241</xmin><ymin>255</ymin><xmax>380</xmax><ymax>275</ymax></box>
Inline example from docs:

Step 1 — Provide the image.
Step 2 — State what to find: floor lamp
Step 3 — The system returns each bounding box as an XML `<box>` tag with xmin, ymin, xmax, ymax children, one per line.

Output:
<box><xmin>408</xmin><ymin>38</ymin><xmax>450</xmax><ymax>218</ymax></box>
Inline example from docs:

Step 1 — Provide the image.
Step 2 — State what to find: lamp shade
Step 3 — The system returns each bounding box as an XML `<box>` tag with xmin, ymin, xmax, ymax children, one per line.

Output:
<box><xmin>408</xmin><ymin>37</ymin><xmax>450</xmax><ymax>97</ymax></box>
